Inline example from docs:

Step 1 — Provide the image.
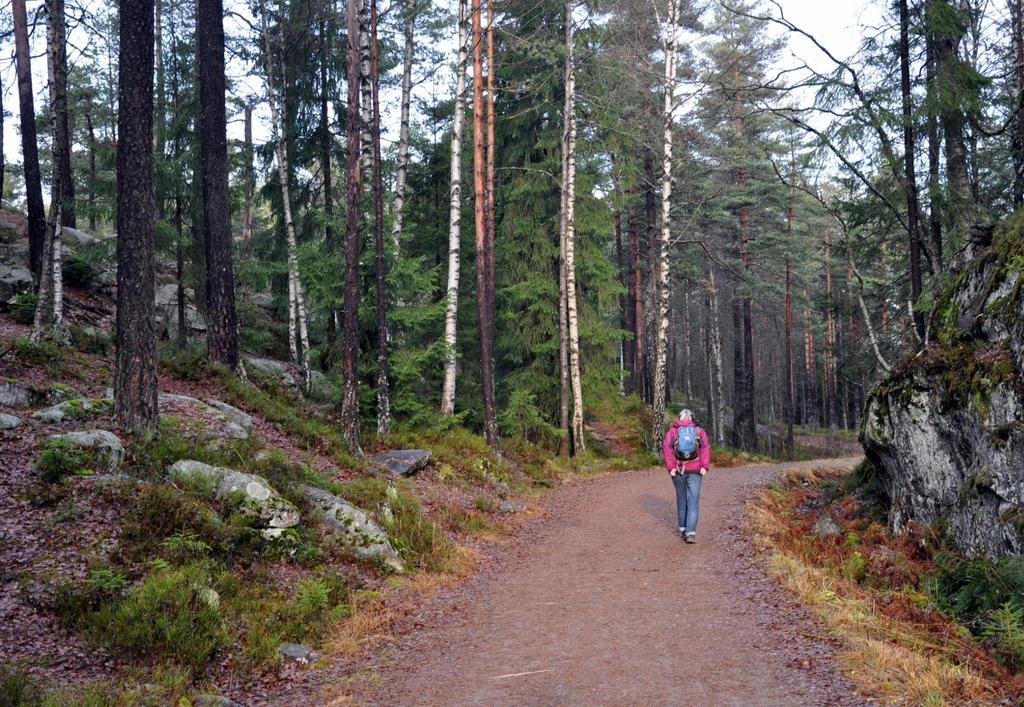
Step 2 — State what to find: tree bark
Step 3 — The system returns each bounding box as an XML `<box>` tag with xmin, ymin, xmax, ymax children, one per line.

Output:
<box><xmin>615</xmin><ymin>210</ymin><xmax>627</xmax><ymax>393</ymax></box>
<box><xmin>651</xmin><ymin>0</ymin><xmax>679</xmax><ymax>452</ymax></box>
<box><xmin>933</xmin><ymin>0</ymin><xmax>973</xmax><ymax>241</ymax></box>
<box><xmin>925</xmin><ymin>29</ymin><xmax>944</xmax><ymax>271</ymax></box>
<box><xmin>341</xmin><ymin>0</ymin><xmax>365</xmax><ymax>450</ymax></box>
<box><xmin>46</xmin><ymin>0</ymin><xmax>75</xmax><ymax>228</ymax></box>
<box><xmin>114</xmin><ymin>0</ymin><xmax>158</xmax><ymax>438</ymax></box>
<box><xmin>260</xmin><ymin>0</ymin><xmax>312</xmax><ymax>389</ymax></box>
<box><xmin>1012</xmin><ymin>0</ymin><xmax>1024</xmax><ymax>207</ymax></box>
<box><xmin>707</xmin><ymin>268</ymin><xmax>726</xmax><ymax>444</ymax></box>
<box><xmin>371</xmin><ymin>0</ymin><xmax>391</xmax><ymax>437</ymax></box>
<box><xmin>441</xmin><ymin>0</ymin><xmax>469</xmax><ymax>416</ymax></box>
<box><xmin>562</xmin><ymin>0</ymin><xmax>585</xmax><ymax>454</ymax></box>
<box><xmin>630</xmin><ymin>213</ymin><xmax>645</xmax><ymax>402</ymax></box>
<box><xmin>317</xmin><ymin>22</ymin><xmax>335</xmax><ymax>365</ymax></box>
<box><xmin>197</xmin><ymin>0</ymin><xmax>239</xmax><ymax>370</ymax></box>
<box><xmin>899</xmin><ymin>0</ymin><xmax>926</xmax><ymax>339</ymax></box>
<box><xmin>823</xmin><ymin>228</ymin><xmax>838</xmax><ymax>431</ymax></box>
<box><xmin>802</xmin><ymin>291</ymin><xmax>818</xmax><ymax>428</ymax></box>
<box><xmin>12</xmin><ymin>0</ymin><xmax>46</xmax><ymax>281</ymax></box>
<box><xmin>391</xmin><ymin>0</ymin><xmax>417</xmax><ymax>252</ymax></box>
<box><xmin>784</xmin><ymin>205</ymin><xmax>795</xmax><ymax>456</ymax></box>
<box><xmin>243</xmin><ymin>102</ymin><xmax>255</xmax><ymax>242</ymax></box>
<box><xmin>474</xmin><ymin>0</ymin><xmax>498</xmax><ymax>451</ymax></box>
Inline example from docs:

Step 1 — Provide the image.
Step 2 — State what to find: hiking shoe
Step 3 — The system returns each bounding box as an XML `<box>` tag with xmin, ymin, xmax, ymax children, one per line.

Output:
<box><xmin>685</xmin><ymin>533</ymin><xmax>696</xmax><ymax>544</ymax></box>
<box><xmin>679</xmin><ymin>527</ymin><xmax>686</xmax><ymax>537</ymax></box>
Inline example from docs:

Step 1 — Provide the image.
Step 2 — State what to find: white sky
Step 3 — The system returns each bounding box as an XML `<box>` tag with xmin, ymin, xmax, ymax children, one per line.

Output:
<box><xmin>0</xmin><ymin>0</ymin><xmax>883</xmax><ymax>195</ymax></box>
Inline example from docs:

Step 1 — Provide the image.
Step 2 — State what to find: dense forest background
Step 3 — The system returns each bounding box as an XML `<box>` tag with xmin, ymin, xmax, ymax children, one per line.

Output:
<box><xmin>1</xmin><ymin>0</ymin><xmax>1019</xmax><ymax>457</ymax></box>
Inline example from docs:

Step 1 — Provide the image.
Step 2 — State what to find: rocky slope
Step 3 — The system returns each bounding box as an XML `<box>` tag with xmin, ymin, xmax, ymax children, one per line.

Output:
<box><xmin>862</xmin><ymin>215</ymin><xmax>1024</xmax><ymax>557</ymax></box>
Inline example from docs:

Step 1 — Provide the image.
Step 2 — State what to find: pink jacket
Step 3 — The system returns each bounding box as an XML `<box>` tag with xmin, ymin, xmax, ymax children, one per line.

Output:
<box><xmin>662</xmin><ymin>420</ymin><xmax>712</xmax><ymax>473</ymax></box>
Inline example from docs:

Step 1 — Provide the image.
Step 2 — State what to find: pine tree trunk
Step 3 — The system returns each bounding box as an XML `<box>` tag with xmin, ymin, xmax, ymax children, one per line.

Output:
<box><xmin>802</xmin><ymin>292</ymin><xmax>818</xmax><ymax>428</ymax></box>
<box><xmin>260</xmin><ymin>0</ymin><xmax>311</xmax><ymax>389</ymax></box>
<box><xmin>371</xmin><ymin>0</ymin><xmax>391</xmax><ymax>437</ymax></box>
<box><xmin>0</xmin><ymin>72</ymin><xmax>4</xmax><ymax>203</ymax></box>
<box><xmin>682</xmin><ymin>285</ymin><xmax>693</xmax><ymax>402</ymax></box>
<box><xmin>114</xmin><ymin>0</ymin><xmax>158</xmax><ymax>438</ymax></box>
<box><xmin>198</xmin><ymin>0</ymin><xmax>239</xmax><ymax>370</ymax></box>
<box><xmin>84</xmin><ymin>106</ymin><xmax>97</xmax><ymax>232</ymax></box>
<box><xmin>391</xmin><ymin>0</ymin><xmax>417</xmax><ymax>252</ymax></box>
<box><xmin>707</xmin><ymin>267</ymin><xmax>726</xmax><ymax>444</ymax></box>
<box><xmin>318</xmin><ymin>22</ymin><xmax>335</xmax><ymax>364</ymax></box>
<box><xmin>651</xmin><ymin>0</ymin><xmax>679</xmax><ymax>452</ymax></box>
<box><xmin>926</xmin><ymin>38</ymin><xmax>944</xmax><ymax>270</ymax></box>
<box><xmin>341</xmin><ymin>0</ymin><xmax>365</xmax><ymax>451</ymax></box>
<box><xmin>934</xmin><ymin>0</ymin><xmax>973</xmax><ymax>242</ymax></box>
<box><xmin>244</xmin><ymin>103</ymin><xmax>255</xmax><ymax>242</ymax></box>
<box><xmin>1012</xmin><ymin>0</ymin><xmax>1024</xmax><ymax>207</ymax></box>
<box><xmin>562</xmin><ymin>0</ymin><xmax>585</xmax><ymax>454</ymax></box>
<box><xmin>12</xmin><ymin>0</ymin><xmax>46</xmax><ymax>281</ymax></box>
<box><xmin>630</xmin><ymin>215</ymin><xmax>645</xmax><ymax>402</ymax></box>
<box><xmin>784</xmin><ymin>206</ymin><xmax>795</xmax><ymax>456</ymax></box>
<box><xmin>615</xmin><ymin>210</ymin><xmax>627</xmax><ymax>393</ymax></box>
<box><xmin>624</xmin><ymin>214</ymin><xmax>638</xmax><ymax>394</ymax></box>
<box><xmin>441</xmin><ymin>0</ymin><xmax>469</xmax><ymax>416</ymax></box>
<box><xmin>899</xmin><ymin>0</ymin><xmax>926</xmax><ymax>338</ymax></box>
<box><xmin>46</xmin><ymin>0</ymin><xmax>75</xmax><ymax>228</ymax></box>
<box><xmin>473</xmin><ymin>0</ymin><xmax>498</xmax><ymax>451</ymax></box>
<box><xmin>824</xmin><ymin>228</ymin><xmax>838</xmax><ymax>431</ymax></box>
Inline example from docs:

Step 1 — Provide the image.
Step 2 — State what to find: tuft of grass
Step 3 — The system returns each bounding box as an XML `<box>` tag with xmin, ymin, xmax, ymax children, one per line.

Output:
<box><xmin>7</xmin><ymin>292</ymin><xmax>38</xmax><ymax>324</ymax></box>
<box><xmin>0</xmin><ymin>663</ymin><xmax>42</xmax><ymax>706</ymax></box>
<box><xmin>83</xmin><ymin>562</ymin><xmax>227</xmax><ymax>673</ymax></box>
<box><xmin>340</xmin><ymin>478</ymin><xmax>457</xmax><ymax>573</ymax></box>
<box><xmin>36</xmin><ymin>438</ymin><xmax>101</xmax><ymax>484</ymax></box>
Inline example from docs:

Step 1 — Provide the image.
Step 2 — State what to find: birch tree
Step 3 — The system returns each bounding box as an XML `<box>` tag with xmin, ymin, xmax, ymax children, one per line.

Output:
<box><xmin>259</xmin><ymin>0</ymin><xmax>312</xmax><ymax>390</ymax></box>
<box><xmin>650</xmin><ymin>0</ymin><xmax>680</xmax><ymax>450</ymax></box>
<box><xmin>371</xmin><ymin>0</ymin><xmax>392</xmax><ymax>436</ymax></box>
<box><xmin>390</xmin><ymin>0</ymin><xmax>417</xmax><ymax>252</ymax></box>
<box><xmin>561</xmin><ymin>0</ymin><xmax>585</xmax><ymax>455</ymax></box>
<box><xmin>440</xmin><ymin>0</ymin><xmax>469</xmax><ymax>416</ymax></box>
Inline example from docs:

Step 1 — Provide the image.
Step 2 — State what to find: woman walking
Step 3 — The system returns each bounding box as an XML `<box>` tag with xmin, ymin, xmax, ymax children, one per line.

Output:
<box><xmin>661</xmin><ymin>409</ymin><xmax>712</xmax><ymax>543</ymax></box>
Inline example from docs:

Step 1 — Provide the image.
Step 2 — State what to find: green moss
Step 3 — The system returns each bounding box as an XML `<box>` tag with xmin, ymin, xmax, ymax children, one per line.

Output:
<box><xmin>36</xmin><ymin>438</ymin><xmax>102</xmax><ymax>484</ymax></box>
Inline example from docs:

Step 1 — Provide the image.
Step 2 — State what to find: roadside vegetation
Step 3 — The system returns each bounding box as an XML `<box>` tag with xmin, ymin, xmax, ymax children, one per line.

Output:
<box><xmin>751</xmin><ymin>465</ymin><xmax>1024</xmax><ymax>705</ymax></box>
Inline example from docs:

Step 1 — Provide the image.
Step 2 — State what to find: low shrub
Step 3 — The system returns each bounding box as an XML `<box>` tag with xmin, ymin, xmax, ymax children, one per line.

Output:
<box><xmin>36</xmin><ymin>438</ymin><xmax>99</xmax><ymax>483</ymax></box>
<box><xmin>0</xmin><ymin>663</ymin><xmax>42</xmax><ymax>706</ymax></box>
<box><xmin>84</xmin><ymin>562</ymin><xmax>227</xmax><ymax>672</ymax></box>
<box><xmin>7</xmin><ymin>292</ymin><xmax>37</xmax><ymax>324</ymax></box>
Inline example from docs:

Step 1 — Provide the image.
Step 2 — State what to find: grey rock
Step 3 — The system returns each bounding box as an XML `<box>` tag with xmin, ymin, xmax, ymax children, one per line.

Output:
<box><xmin>302</xmin><ymin>485</ymin><xmax>404</xmax><ymax>572</ymax></box>
<box><xmin>61</xmin><ymin>226</ymin><xmax>101</xmax><ymax>247</ymax></box>
<box><xmin>0</xmin><ymin>381</ymin><xmax>34</xmax><ymax>408</ymax></box>
<box><xmin>811</xmin><ymin>514</ymin><xmax>842</xmax><ymax>538</ymax></box>
<box><xmin>0</xmin><ymin>263</ymin><xmax>33</xmax><ymax>302</ymax></box>
<box><xmin>50</xmin><ymin>429</ymin><xmax>125</xmax><ymax>473</ymax></box>
<box><xmin>32</xmin><ymin>398</ymin><xmax>112</xmax><ymax>423</ymax></box>
<box><xmin>244</xmin><ymin>356</ymin><xmax>297</xmax><ymax>389</ymax></box>
<box><xmin>307</xmin><ymin>370</ymin><xmax>336</xmax><ymax>402</ymax></box>
<box><xmin>370</xmin><ymin>449</ymin><xmax>433</xmax><ymax>478</ymax></box>
<box><xmin>499</xmin><ymin>501</ymin><xmax>527</xmax><ymax>514</ymax></box>
<box><xmin>154</xmin><ymin>283</ymin><xmax>206</xmax><ymax>338</ymax></box>
<box><xmin>862</xmin><ymin>231</ymin><xmax>1024</xmax><ymax>558</ymax></box>
<box><xmin>251</xmin><ymin>292</ymin><xmax>273</xmax><ymax>307</ymax></box>
<box><xmin>169</xmin><ymin>460</ymin><xmax>300</xmax><ymax>530</ymax></box>
<box><xmin>0</xmin><ymin>413</ymin><xmax>22</xmax><ymax>430</ymax></box>
<box><xmin>204</xmin><ymin>399</ymin><xmax>254</xmax><ymax>433</ymax></box>
<box><xmin>193</xmin><ymin>695</ymin><xmax>241</xmax><ymax>707</ymax></box>
<box><xmin>278</xmin><ymin>642</ymin><xmax>315</xmax><ymax>665</ymax></box>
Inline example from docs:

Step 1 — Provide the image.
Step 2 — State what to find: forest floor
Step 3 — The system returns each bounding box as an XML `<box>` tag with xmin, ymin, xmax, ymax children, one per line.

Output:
<box><xmin>293</xmin><ymin>456</ymin><xmax>870</xmax><ymax>706</ymax></box>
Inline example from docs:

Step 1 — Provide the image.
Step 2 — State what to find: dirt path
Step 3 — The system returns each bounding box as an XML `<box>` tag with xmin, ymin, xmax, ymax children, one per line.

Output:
<box><xmin>347</xmin><ymin>458</ymin><xmax>868</xmax><ymax>707</ymax></box>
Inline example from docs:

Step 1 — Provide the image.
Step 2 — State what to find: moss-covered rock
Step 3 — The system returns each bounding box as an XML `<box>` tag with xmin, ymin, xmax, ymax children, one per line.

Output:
<box><xmin>862</xmin><ymin>214</ymin><xmax>1024</xmax><ymax>558</ymax></box>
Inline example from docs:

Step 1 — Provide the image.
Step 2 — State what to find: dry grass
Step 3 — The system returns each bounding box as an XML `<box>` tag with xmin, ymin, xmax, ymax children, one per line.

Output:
<box><xmin>751</xmin><ymin>468</ymin><xmax>1019</xmax><ymax>706</ymax></box>
<box><xmin>328</xmin><ymin>592</ymin><xmax>399</xmax><ymax>658</ymax></box>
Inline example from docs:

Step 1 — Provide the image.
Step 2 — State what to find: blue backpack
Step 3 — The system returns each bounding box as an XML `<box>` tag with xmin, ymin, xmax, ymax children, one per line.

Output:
<box><xmin>675</xmin><ymin>426</ymin><xmax>700</xmax><ymax>462</ymax></box>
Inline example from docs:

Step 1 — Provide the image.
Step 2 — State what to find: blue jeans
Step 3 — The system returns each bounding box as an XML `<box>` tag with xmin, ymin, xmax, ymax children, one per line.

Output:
<box><xmin>671</xmin><ymin>472</ymin><xmax>703</xmax><ymax>533</ymax></box>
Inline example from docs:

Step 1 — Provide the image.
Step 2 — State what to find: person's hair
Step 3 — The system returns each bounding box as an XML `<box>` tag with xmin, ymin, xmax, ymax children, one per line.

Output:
<box><xmin>679</xmin><ymin>409</ymin><xmax>693</xmax><ymax>421</ymax></box>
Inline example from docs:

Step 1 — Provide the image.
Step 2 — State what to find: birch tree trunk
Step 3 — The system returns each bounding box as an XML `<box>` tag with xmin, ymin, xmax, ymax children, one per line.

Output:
<box><xmin>260</xmin><ymin>0</ymin><xmax>311</xmax><ymax>389</ymax></box>
<box><xmin>562</xmin><ymin>0</ymin><xmax>585</xmax><ymax>455</ymax></box>
<box><xmin>243</xmin><ymin>103</ymin><xmax>254</xmax><ymax>242</ymax></box>
<box><xmin>12</xmin><ymin>0</ymin><xmax>46</xmax><ymax>281</ymax></box>
<box><xmin>440</xmin><ymin>0</ymin><xmax>469</xmax><ymax>416</ymax></box>
<box><xmin>650</xmin><ymin>0</ymin><xmax>679</xmax><ymax>451</ymax></box>
<box><xmin>341</xmin><ymin>0</ymin><xmax>365</xmax><ymax>450</ymax></box>
<box><xmin>391</xmin><ymin>0</ymin><xmax>417</xmax><ymax>252</ymax></box>
<box><xmin>371</xmin><ymin>0</ymin><xmax>391</xmax><ymax>437</ymax></box>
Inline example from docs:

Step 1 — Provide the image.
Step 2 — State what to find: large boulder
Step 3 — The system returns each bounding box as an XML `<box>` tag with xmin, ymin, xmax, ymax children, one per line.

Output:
<box><xmin>154</xmin><ymin>283</ymin><xmax>206</xmax><ymax>339</ymax></box>
<box><xmin>169</xmin><ymin>460</ymin><xmax>300</xmax><ymax>531</ymax></box>
<box><xmin>204</xmin><ymin>399</ymin><xmax>254</xmax><ymax>435</ymax></box>
<box><xmin>370</xmin><ymin>449</ymin><xmax>433</xmax><ymax>478</ymax></box>
<box><xmin>0</xmin><ymin>380</ymin><xmax>35</xmax><ymax>408</ymax></box>
<box><xmin>158</xmin><ymin>393</ymin><xmax>251</xmax><ymax>440</ymax></box>
<box><xmin>49</xmin><ymin>429</ymin><xmax>125</xmax><ymax>473</ymax></box>
<box><xmin>862</xmin><ymin>215</ymin><xmax>1024</xmax><ymax>557</ymax></box>
<box><xmin>32</xmin><ymin>398</ymin><xmax>113</xmax><ymax>424</ymax></box>
<box><xmin>0</xmin><ymin>263</ymin><xmax>33</xmax><ymax>302</ymax></box>
<box><xmin>302</xmin><ymin>485</ymin><xmax>404</xmax><ymax>572</ymax></box>
<box><xmin>244</xmin><ymin>356</ymin><xmax>297</xmax><ymax>389</ymax></box>
<box><xmin>0</xmin><ymin>413</ymin><xmax>23</xmax><ymax>430</ymax></box>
